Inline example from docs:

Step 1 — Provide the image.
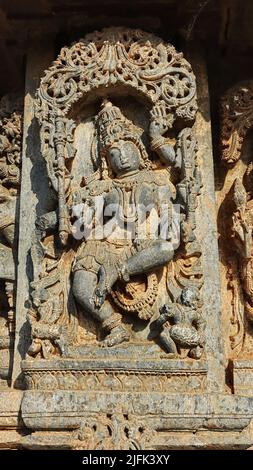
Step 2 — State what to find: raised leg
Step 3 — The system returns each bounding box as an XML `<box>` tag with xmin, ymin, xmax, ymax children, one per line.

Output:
<box><xmin>104</xmin><ymin>240</ymin><xmax>175</xmax><ymax>292</ymax></box>
<box><xmin>126</xmin><ymin>240</ymin><xmax>174</xmax><ymax>276</ymax></box>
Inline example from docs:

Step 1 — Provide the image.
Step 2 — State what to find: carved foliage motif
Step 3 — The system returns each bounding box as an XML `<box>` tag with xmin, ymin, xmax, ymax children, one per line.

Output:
<box><xmin>221</xmin><ymin>82</ymin><xmax>253</xmax><ymax>163</ymax></box>
<box><xmin>37</xmin><ymin>27</ymin><xmax>197</xmax><ymax>120</ymax></box>
<box><xmin>23</xmin><ymin>368</ymin><xmax>207</xmax><ymax>393</ymax></box>
<box><xmin>72</xmin><ymin>411</ymin><xmax>156</xmax><ymax>450</ymax></box>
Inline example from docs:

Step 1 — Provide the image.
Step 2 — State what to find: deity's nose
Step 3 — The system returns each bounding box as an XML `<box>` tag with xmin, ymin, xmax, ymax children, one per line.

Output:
<box><xmin>119</xmin><ymin>149</ymin><xmax>128</xmax><ymax>164</ymax></box>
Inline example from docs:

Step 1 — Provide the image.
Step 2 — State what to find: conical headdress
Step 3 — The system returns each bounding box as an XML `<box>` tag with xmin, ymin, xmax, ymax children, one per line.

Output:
<box><xmin>95</xmin><ymin>99</ymin><xmax>151</xmax><ymax>178</ymax></box>
<box><xmin>96</xmin><ymin>100</ymin><xmax>146</xmax><ymax>153</ymax></box>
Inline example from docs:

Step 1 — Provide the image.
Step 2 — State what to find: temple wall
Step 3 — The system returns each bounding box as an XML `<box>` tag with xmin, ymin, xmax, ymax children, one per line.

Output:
<box><xmin>0</xmin><ymin>0</ymin><xmax>253</xmax><ymax>450</ymax></box>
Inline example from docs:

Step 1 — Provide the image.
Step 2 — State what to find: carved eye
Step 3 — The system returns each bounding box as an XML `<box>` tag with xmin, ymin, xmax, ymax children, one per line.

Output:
<box><xmin>109</xmin><ymin>147</ymin><xmax>121</xmax><ymax>159</ymax></box>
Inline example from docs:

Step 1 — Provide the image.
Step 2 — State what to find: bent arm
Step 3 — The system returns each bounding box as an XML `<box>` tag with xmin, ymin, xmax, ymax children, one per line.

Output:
<box><xmin>152</xmin><ymin>138</ymin><xmax>176</xmax><ymax>166</ymax></box>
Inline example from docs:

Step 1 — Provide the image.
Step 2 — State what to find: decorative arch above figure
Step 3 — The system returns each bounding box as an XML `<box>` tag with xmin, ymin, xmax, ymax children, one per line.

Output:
<box><xmin>36</xmin><ymin>27</ymin><xmax>197</xmax><ymax>120</ymax></box>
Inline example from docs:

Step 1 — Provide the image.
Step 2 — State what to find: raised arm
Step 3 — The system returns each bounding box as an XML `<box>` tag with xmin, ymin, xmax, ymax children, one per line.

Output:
<box><xmin>149</xmin><ymin>103</ymin><xmax>179</xmax><ymax>168</ymax></box>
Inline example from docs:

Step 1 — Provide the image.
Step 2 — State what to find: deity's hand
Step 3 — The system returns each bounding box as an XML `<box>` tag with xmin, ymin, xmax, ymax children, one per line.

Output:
<box><xmin>92</xmin><ymin>265</ymin><xmax>107</xmax><ymax>309</ymax></box>
<box><xmin>93</xmin><ymin>262</ymin><xmax>131</xmax><ymax>309</ymax></box>
<box><xmin>149</xmin><ymin>103</ymin><xmax>170</xmax><ymax>138</ymax></box>
<box><xmin>93</xmin><ymin>286</ymin><xmax>107</xmax><ymax>310</ymax></box>
<box><xmin>156</xmin><ymin>304</ymin><xmax>171</xmax><ymax>326</ymax></box>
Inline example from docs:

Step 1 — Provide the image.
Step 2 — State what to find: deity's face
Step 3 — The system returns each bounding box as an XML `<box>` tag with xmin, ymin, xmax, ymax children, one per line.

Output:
<box><xmin>107</xmin><ymin>140</ymin><xmax>141</xmax><ymax>176</ymax></box>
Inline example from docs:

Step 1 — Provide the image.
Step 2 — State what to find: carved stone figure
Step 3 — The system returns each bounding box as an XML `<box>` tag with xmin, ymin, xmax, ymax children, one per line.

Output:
<box><xmin>0</xmin><ymin>94</ymin><xmax>22</xmax><ymax>275</ymax></box>
<box><xmin>231</xmin><ymin>176</ymin><xmax>253</xmax><ymax>322</ymax></box>
<box><xmin>218</xmin><ymin>80</ymin><xmax>253</xmax><ymax>404</ymax></box>
<box><xmin>71</xmin><ymin>99</ymin><xmax>179</xmax><ymax>347</ymax></box>
<box><xmin>157</xmin><ymin>287</ymin><xmax>204</xmax><ymax>358</ymax></box>
<box><xmin>27</xmin><ymin>286</ymin><xmax>68</xmax><ymax>359</ymax></box>
<box><xmin>221</xmin><ymin>83</ymin><xmax>253</xmax><ymax>351</ymax></box>
<box><xmin>0</xmin><ymin>3</ymin><xmax>252</xmax><ymax>452</ymax></box>
<box><xmin>221</xmin><ymin>82</ymin><xmax>253</xmax><ymax>164</ymax></box>
<box><xmin>25</xmin><ymin>27</ymin><xmax>203</xmax><ymax>358</ymax></box>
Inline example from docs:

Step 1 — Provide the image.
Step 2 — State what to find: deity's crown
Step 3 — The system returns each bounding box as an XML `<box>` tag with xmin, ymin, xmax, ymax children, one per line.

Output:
<box><xmin>96</xmin><ymin>99</ymin><xmax>143</xmax><ymax>150</ymax></box>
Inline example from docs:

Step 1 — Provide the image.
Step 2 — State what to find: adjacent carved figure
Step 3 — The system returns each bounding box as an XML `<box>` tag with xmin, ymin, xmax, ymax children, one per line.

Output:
<box><xmin>27</xmin><ymin>287</ymin><xmax>68</xmax><ymax>359</ymax></box>
<box><xmin>157</xmin><ymin>287</ymin><xmax>204</xmax><ymax>358</ymax></box>
<box><xmin>231</xmin><ymin>176</ymin><xmax>253</xmax><ymax>322</ymax></box>
<box><xmin>221</xmin><ymin>83</ymin><xmax>253</xmax><ymax>349</ymax></box>
<box><xmin>0</xmin><ymin>94</ymin><xmax>22</xmax><ymax>382</ymax></box>
<box><xmin>221</xmin><ymin>82</ymin><xmax>253</xmax><ymax>164</ymax></box>
<box><xmin>0</xmin><ymin>94</ymin><xmax>22</xmax><ymax>277</ymax></box>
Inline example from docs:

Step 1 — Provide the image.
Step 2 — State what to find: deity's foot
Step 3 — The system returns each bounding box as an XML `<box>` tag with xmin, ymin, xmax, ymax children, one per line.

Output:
<box><xmin>100</xmin><ymin>325</ymin><xmax>130</xmax><ymax>348</ymax></box>
<box><xmin>189</xmin><ymin>345</ymin><xmax>202</xmax><ymax>359</ymax></box>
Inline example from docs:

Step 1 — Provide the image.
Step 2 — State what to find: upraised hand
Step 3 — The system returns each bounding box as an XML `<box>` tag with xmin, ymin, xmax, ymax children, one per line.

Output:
<box><xmin>149</xmin><ymin>102</ymin><xmax>169</xmax><ymax>139</ymax></box>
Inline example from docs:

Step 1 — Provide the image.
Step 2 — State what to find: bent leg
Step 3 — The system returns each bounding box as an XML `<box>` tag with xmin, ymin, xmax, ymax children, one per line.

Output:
<box><xmin>72</xmin><ymin>269</ymin><xmax>129</xmax><ymax>347</ymax></box>
<box><xmin>160</xmin><ymin>330</ymin><xmax>177</xmax><ymax>357</ymax></box>
<box><xmin>72</xmin><ymin>270</ymin><xmax>113</xmax><ymax>322</ymax></box>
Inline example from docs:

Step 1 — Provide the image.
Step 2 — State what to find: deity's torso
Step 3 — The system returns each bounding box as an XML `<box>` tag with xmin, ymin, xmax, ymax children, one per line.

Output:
<box><xmin>87</xmin><ymin>169</ymin><xmax>175</xmax><ymax>229</ymax></box>
<box><xmin>72</xmin><ymin>169</ymin><xmax>175</xmax><ymax>275</ymax></box>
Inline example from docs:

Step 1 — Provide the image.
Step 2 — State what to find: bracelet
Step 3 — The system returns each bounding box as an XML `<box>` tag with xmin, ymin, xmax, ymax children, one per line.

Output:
<box><xmin>151</xmin><ymin>136</ymin><xmax>175</xmax><ymax>151</ymax></box>
<box><xmin>117</xmin><ymin>263</ymin><xmax>130</xmax><ymax>282</ymax></box>
<box><xmin>150</xmin><ymin>136</ymin><xmax>165</xmax><ymax>151</ymax></box>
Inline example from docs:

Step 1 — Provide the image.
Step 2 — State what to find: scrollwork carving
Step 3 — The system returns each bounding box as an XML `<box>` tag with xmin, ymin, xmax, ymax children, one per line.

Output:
<box><xmin>23</xmin><ymin>365</ymin><xmax>207</xmax><ymax>393</ymax></box>
<box><xmin>221</xmin><ymin>82</ymin><xmax>253</xmax><ymax>164</ymax></box>
<box><xmin>37</xmin><ymin>28</ymin><xmax>197</xmax><ymax>121</ymax></box>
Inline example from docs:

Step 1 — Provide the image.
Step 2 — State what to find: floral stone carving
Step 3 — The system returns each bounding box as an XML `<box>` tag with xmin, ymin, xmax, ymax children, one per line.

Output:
<box><xmin>71</xmin><ymin>411</ymin><xmax>156</xmax><ymax>450</ymax></box>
